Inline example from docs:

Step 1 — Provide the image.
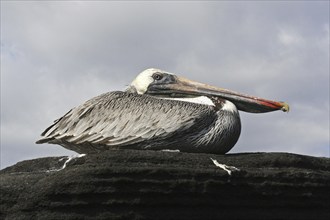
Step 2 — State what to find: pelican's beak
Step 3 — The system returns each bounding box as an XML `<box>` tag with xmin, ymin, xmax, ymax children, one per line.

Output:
<box><xmin>148</xmin><ymin>76</ymin><xmax>289</xmax><ymax>113</ymax></box>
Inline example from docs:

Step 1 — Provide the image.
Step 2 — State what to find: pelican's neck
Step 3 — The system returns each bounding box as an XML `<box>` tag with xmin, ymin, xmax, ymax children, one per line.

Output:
<box><xmin>160</xmin><ymin>96</ymin><xmax>215</xmax><ymax>106</ymax></box>
<box><xmin>125</xmin><ymin>85</ymin><xmax>138</xmax><ymax>94</ymax></box>
<box><xmin>222</xmin><ymin>100</ymin><xmax>238</xmax><ymax>113</ymax></box>
<box><xmin>157</xmin><ymin>96</ymin><xmax>238</xmax><ymax>113</ymax></box>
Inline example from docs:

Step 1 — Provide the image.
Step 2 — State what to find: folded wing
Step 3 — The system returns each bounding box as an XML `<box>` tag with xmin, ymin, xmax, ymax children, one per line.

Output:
<box><xmin>36</xmin><ymin>92</ymin><xmax>215</xmax><ymax>153</ymax></box>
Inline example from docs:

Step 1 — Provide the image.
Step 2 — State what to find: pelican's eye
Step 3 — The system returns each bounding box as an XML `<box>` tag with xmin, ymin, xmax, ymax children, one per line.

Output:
<box><xmin>153</xmin><ymin>73</ymin><xmax>163</xmax><ymax>81</ymax></box>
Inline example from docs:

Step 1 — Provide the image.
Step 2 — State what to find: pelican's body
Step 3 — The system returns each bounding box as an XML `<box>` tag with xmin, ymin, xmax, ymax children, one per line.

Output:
<box><xmin>37</xmin><ymin>68</ymin><xmax>289</xmax><ymax>154</ymax></box>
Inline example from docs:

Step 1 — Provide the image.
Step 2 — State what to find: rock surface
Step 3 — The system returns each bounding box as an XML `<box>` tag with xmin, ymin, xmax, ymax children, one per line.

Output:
<box><xmin>1</xmin><ymin>149</ymin><xmax>329</xmax><ymax>220</ymax></box>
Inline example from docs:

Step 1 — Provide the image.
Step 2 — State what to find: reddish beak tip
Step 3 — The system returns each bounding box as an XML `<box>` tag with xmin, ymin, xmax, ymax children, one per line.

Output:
<box><xmin>281</xmin><ymin>102</ymin><xmax>290</xmax><ymax>112</ymax></box>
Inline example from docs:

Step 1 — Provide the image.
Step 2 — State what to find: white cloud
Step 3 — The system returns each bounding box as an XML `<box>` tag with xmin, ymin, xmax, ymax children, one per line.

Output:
<box><xmin>278</xmin><ymin>29</ymin><xmax>304</xmax><ymax>46</ymax></box>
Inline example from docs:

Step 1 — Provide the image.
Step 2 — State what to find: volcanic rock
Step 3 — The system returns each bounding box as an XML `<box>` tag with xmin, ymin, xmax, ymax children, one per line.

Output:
<box><xmin>1</xmin><ymin>149</ymin><xmax>329</xmax><ymax>219</ymax></box>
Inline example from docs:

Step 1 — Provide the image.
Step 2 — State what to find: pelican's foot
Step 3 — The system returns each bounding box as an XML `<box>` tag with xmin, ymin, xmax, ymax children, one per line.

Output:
<box><xmin>48</xmin><ymin>154</ymin><xmax>86</xmax><ymax>172</ymax></box>
<box><xmin>210</xmin><ymin>158</ymin><xmax>240</xmax><ymax>176</ymax></box>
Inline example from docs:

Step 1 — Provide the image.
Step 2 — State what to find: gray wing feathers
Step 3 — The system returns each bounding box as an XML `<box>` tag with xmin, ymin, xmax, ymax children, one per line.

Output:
<box><xmin>37</xmin><ymin>91</ymin><xmax>214</xmax><ymax>149</ymax></box>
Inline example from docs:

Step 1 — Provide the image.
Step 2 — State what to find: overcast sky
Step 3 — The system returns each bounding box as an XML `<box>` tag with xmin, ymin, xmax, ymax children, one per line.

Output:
<box><xmin>1</xmin><ymin>1</ymin><xmax>329</xmax><ymax>169</ymax></box>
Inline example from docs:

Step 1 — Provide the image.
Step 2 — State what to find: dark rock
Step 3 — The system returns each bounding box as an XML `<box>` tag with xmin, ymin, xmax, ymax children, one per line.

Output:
<box><xmin>1</xmin><ymin>149</ymin><xmax>329</xmax><ymax>220</ymax></box>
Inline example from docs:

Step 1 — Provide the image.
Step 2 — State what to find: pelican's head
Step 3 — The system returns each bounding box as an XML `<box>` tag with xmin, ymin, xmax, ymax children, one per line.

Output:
<box><xmin>127</xmin><ymin>68</ymin><xmax>289</xmax><ymax>113</ymax></box>
<box><xmin>128</xmin><ymin>68</ymin><xmax>174</xmax><ymax>94</ymax></box>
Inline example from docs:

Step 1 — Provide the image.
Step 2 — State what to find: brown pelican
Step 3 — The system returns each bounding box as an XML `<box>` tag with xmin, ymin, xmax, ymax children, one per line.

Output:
<box><xmin>36</xmin><ymin>68</ymin><xmax>289</xmax><ymax>154</ymax></box>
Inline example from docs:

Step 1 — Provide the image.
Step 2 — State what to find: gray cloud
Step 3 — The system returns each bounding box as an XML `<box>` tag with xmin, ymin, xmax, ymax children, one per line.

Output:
<box><xmin>1</xmin><ymin>1</ymin><xmax>329</xmax><ymax>168</ymax></box>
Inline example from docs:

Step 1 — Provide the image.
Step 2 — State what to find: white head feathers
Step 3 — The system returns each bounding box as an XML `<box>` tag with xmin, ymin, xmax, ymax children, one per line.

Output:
<box><xmin>129</xmin><ymin>68</ymin><xmax>173</xmax><ymax>94</ymax></box>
